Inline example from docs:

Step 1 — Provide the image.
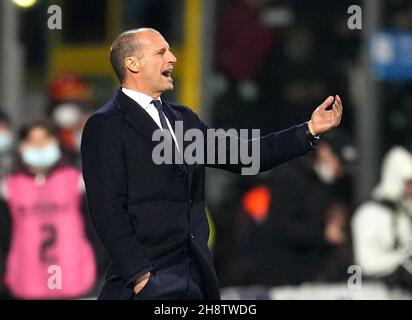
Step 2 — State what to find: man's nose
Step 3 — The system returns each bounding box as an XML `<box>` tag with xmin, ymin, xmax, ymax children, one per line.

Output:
<box><xmin>168</xmin><ymin>51</ymin><xmax>177</xmax><ymax>64</ymax></box>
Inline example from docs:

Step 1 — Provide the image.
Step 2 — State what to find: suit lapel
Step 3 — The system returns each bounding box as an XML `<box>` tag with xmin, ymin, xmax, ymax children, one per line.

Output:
<box><xmin>114</xmin><ymin>89</ymin><xmax>159</xmax><ymax>146</ymax></box>
<box><xmin>115</xmin><ymin>89</ymin><xmax>190</xmax><ymax>177</ymax></box>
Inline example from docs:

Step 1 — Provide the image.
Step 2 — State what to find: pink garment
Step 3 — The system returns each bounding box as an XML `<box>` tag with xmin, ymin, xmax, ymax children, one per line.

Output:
<box><xmin>5</xmin><ymin>167</ymin><xmax>96</xmax><ymax>299</ymax></box>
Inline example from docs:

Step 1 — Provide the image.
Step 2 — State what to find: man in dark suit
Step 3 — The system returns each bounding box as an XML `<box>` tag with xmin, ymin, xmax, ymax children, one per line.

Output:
<box><xmin>81</xmin><ymin>28</ymin><xmax>343</xmax><ymax>300</ymax></box>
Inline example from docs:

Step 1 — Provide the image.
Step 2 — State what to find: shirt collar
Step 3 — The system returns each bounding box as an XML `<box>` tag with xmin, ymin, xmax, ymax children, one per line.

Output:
<box><xmin>121</xmin><ymin>87</ymin><xmax>162</xmax><ymax>110</ymax></box>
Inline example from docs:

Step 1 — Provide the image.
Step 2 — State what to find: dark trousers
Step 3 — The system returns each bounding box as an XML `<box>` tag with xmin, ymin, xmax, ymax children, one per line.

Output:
<box><xmin>184</xmin><ymin>256</ymin><xmax>205</xmax><ymax>299</ymax></box>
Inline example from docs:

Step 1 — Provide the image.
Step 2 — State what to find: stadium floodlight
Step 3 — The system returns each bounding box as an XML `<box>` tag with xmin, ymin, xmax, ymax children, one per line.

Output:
<box><xmin>12</xmin><ymin>0</ymin><xmax>38</xmax><ymax>9</ymax></box>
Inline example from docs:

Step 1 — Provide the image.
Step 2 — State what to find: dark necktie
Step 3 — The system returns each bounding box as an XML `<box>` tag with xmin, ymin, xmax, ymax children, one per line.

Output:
<box><xmin>152</xmin><ymin>100</ymin><xmax>185</xmax><ymax>170</ymax></box>
<box><xmin>152</xmin><ymin>100</ymin><xmax>170</xmax><ymax>132</ymax></box>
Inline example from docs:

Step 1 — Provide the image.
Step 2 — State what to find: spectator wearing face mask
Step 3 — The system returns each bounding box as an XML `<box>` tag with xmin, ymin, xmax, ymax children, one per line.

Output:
<box><xmin>52</xmin><ymin>102</ymin><xmax>94</xmax><ymax>168</ymax></box>
<box><xmin>352</xmin><ymin>146</ymin><xmax>412</xmax><ymax>293</ymax></box>
<box><xmin>2</xmin><ymin>121</ymin><xmax>96</xmax><ymax>299</ymax></box>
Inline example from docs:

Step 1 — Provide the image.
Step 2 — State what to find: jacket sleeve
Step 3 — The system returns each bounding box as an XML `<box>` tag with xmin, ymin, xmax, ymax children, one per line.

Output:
<box><xmin>81</xmin><ymin>114</ymin><xmax>153</xmax><ymax>287</ymax></box>
<box><xmin>192</xmin><ymin>110</ymin><xmax>315</xmax><ymax>174</ymax></box>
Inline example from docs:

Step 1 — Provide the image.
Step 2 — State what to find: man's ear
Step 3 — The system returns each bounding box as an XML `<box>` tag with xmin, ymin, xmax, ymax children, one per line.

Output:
<box><xmin>124</xmin><ymin>56</ymin><xmax>140</xmax><ymax>74</ymax></box>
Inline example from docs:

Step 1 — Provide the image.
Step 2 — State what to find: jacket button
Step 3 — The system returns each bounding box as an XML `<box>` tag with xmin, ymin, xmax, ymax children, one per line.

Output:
<box><xmin>190</xmin><ymin>233</ymin><xmax>195</xmax><ymax>239</ymax></box>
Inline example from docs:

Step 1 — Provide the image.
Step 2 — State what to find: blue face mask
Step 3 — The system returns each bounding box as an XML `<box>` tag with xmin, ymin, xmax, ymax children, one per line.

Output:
<box><xmin>0</xmin><ymin>131</ymin><xmax>13</xmax><ymax>153</ymax></box>
<box><xmin>22</xmin><ymin>143</ymin><xmax>61</xmax><ymax>168</ymax></box>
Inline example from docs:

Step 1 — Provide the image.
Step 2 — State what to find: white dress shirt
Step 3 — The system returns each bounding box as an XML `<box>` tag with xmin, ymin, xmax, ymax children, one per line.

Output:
<box><xmin>122</xmin><ymin>88</ymin><xmax>180</xmax><ymax>151</ymax></box>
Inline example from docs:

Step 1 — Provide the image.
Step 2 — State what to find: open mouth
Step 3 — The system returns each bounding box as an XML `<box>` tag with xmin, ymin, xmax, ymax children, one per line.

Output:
<box><xmin>161</xmin><ymin>69</ymin><xmax>173</xmax><ymax>79</ymax></box>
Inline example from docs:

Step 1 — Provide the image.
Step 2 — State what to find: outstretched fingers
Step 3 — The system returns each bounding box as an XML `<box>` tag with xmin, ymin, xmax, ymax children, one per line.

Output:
<box><xmin>319</xmin><ymin>96</ymin><xmax>335</xmax><ymax>111</ymax></box>
<box><xmin>331</xmin><ymin>95</ymin><xmax>342</xmax><ymax>126</ymax></box>
<box><xmin>335</xmin><ymin>95</ymin><xmax>343</xmax><ymax>113</ymax></box>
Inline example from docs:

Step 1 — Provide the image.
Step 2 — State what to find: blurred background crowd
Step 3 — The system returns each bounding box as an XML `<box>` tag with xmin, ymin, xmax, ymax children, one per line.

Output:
<box><xmin>1</xmin><ymin>0</ymin><xmax>412</xmax><ymax>299</ymax></box>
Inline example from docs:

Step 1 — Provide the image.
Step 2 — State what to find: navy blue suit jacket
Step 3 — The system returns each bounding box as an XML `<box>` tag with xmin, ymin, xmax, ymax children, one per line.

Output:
<box><xmin>81</xmin><ymin>89</ymin><xmax>314</xmax><ymax>299</ymax></box>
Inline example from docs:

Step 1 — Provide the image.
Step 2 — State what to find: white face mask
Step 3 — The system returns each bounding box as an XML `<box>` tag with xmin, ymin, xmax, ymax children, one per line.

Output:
<box><xmin>314</xmin><ymin>161</ymin><xmax>336</xmax><ymax>184</ymax></box>
<box><xmin>22</xmin><ymin>143</ymin><xmax>61</xmax><ymax>168</ymax></box>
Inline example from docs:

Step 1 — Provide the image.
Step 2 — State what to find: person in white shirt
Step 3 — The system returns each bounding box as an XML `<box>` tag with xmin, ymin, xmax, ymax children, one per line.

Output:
<box><xmin>352</xmin><ymin>146</ymin><xmax>412</xmax><ymax>291</ymax></box>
